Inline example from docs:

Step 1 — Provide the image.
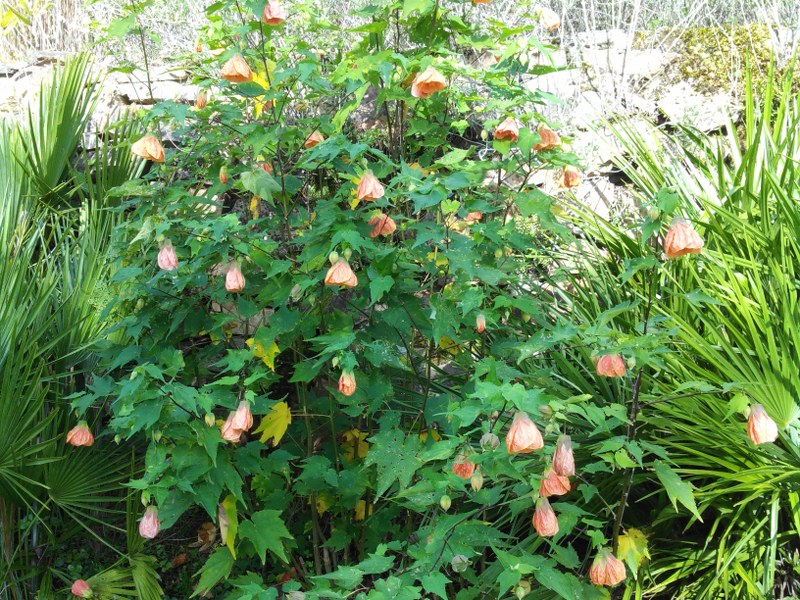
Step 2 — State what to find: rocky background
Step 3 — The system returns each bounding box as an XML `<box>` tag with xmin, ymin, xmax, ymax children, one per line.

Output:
<box><xmin>2</xmin><ymin>0</ymin><xmax>799</xmax><ymax>221</ymax></box>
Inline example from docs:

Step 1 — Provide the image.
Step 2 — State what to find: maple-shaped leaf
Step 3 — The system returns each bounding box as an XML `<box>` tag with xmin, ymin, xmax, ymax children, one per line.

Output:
<box><xmin>253</xmin><ymin>401</ymin><xmax>291</xmax><ymax>446</ymax></box>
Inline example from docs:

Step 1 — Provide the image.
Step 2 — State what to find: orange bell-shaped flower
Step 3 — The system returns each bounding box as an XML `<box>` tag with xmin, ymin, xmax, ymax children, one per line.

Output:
<box><xmin>221</xmin><ymin>55</ymin><xmax>253</xmax><ymax>83</ymax></box>
<box><xmin>539</xmin><ymin>466</ymin><xmax>570</xmax><ymax>498</ymax></box>
<box><xmin>452</xmin><ymin>454</ymin><xmax>476</xmax><ymax>479</ymax></box>
<box><xmin>494</xmin><ymin>117</ymin><xmax>519</xmax><ymax>142</ymax></box>
<box><xmin>411</xmin><ymin>66</ymin><xmax>447</xmax><ymax>99</ymax></box>
<box><xmin>139</xmin><ymin>506</ymin><xmax>161</xmax><ymax>539</ymax></box>
<box><xmin>66</xmin><ymin>421</ymin><xmax>94</xmax><ymax>447</ymax></box>
<box><xmin>589</xmin><ymin>548</ymin><xmax>627</xmax><ymax>587</ymax></box>
<box><xmin>464</xmin><ymin>211</ymin><xmax>483</xmax><ymax>224</ymax></box>
<box><xmin>131</xmin><ymin>135</ymin><xmax>165</xmax><ymax>163</ymax></box>
<box><xmin>324</xmin><ymin>259</ymin><xmax>358</xmax><ymax>288</ymax></box>
<box><xmin>476</xmin><ymin>313</ymin><xmax>486</xmax><ymax>334</ymax></box>
<box><xmin>663</xmin><ymin>217</ymin><xmax>704</xmax><ymax>259</ymax></box>
<box><xmin>357</xmin><ymin>171</ymin><xmax>385</xmax><ymax>202</ymax></box>
<box><xmin>368</xmin><ymin>213</ymin><xmax>396</xmax><ymax>237</ymax></box>
<box><xmin>339</xmin><ymin>370</ymin><xmax>357</xmax><ymax>396</ymax></box>
<box><xmin>747</xmin><ymin>403</ymin><xmax>778</xmax><ymax>445</ymax></box>
<box><xmin>157</xmin><ymin>240</ymin><xmax>178</xmax><ymax>271</ymax></box>
<box><xmin>558</xmin><ymin>165</ymin><xmax>582</xmax><ymax>188</ymax></box>
<box><xmin>532</xmin><ymin>497</ymin><xmax>559</xmax><ymax>537</ymax></box>
<box><xmin>596</xmin><ymin>354</ymin><xmax>626</xmax><ymax>377</ymax></box>
<box><xmin>539</xmin><ymin>7</ymin><xmax>561</xmax><ymax>30</ymax></box>
<box><xmin>552</xmin><ymin>435</ymin><xmax>575</xmax><ymax>477</ymax></box>
<box><xmin>221</xmin><ymin>400</ymin><xmax>253</xmax><ymax>442</ymax></box>
<box><xmin>262</xmin><ymin>0</ymin><xmax>286</xmax><ymax>25</ymax></box>
<box><xmin>533</xmin><ymin>124</ymin><xmax>561</xmax><ymax>151</ymax></box>
<box><xmin>225</xmin><ymin>263</ymin><xmax>245</xmax><ymax>292</ymax></box>
<box><xmin>506</xmin><ymin>412</ymin><xmax>544</xmax><ymax>454</ymax></box>
<box><xmin>305</xmin><ymin>130</ymin><xmax>325</xmax><ymax>148</ymax></box>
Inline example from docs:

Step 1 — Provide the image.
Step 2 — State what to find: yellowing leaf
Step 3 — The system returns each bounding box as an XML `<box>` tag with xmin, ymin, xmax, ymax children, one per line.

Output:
<box><xmin>220</xmin><ymin>494</ymin><xmax>238</xmax><ymax>559</ymax></box>
<box><xmin>254</xmin><ymin>402</ymin><xmax>291</xmax><ymax>446</ymax></box>
<box><xmin>617</xmin><ymin>528</ymin><xmax>649</xmax><ymax>576</ymax></box>
<box><xmin>246</xmin><ymin>338</ymin><xmax>280</xmax><ymax>371</ymax></box>
<box><xmin>341</xmin><ymin>428</ymin><xmax>369</xmax><ymax>461</ymax></box>
<box><xmin>314</xmin><ymin>492</ymin><xmax>334</xmax><ymax>515</ymax></box>
<box><xmin>438</xmin><ymin>336</ymin><xmax>460</xmax><ymax>357</ymax></box>
<box><xmin>252</xmin><ymin>70</ymin><xmax>272</xmax><ymax>118</ymax></box>
<box><xmin>354</xmin><ymin>499</ymin><xmax>374</xmax><ymax>521</ymax></box>
<box><xmin>249</xmin><ymin>196</ymin><xmax>260</xmax><ymax>219</ymax></box>
<box><xmin>419</xmin><ymin>428</ymin><xmax>442</xmax><ymax>442</ymax></box>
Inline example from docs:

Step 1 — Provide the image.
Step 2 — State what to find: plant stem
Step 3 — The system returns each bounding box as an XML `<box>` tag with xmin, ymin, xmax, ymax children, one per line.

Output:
<box><xmin>611</xmin><ymin>267</ymin><xmax>656</xmax><ymax>552</ymax></box>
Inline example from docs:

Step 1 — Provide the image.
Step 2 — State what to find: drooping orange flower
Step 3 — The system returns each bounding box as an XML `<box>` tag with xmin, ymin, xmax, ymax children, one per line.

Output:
<box><xmin>494</xmin><ymin>117</ymin><xmax>519</xmax><ymax>142</ymax></box>
<box><xmin>262</xmin><ymin>0</ymin><xmax>286</xmax><ymax>25</ymax></box>
<box><xmin>71</xmin><ymin>579</ymin><xmax>92</xmax><ymax>598</ymax></box>
<box><xmin>195</xmin><ymin>90</ymin><xmax>207</xmax><ymax>109</ymax></box>
<box><xmin>157</xmin><ymin>240</ymin><xmax>178</xmax><ymax>271</ymax></box>
<box><xmin>596</xmin><ymin>354</ymin><xmax>626</xmax><ymax>377</ymax></box>
<box><xmin>476</xmin><ymin>313</ymin><xmax>486</xmax><ymax>334</ymax></box>
<box><xmin>539</xmin><ymin>467</ymin><xmax>571</xmax><ymax>498</ymax></box>
<box><xmin>452</xmin><ymin>454</ymin><xmax>476</xmax><ymax>479</ymax></box>
<box><xmin>368</xmin><ymin>213</ymin><xmax>396</xmax><ymax>237</ymax></box>
<box><xmin>357</xmin><ymin>171</ymin><xmax>385</xmax><ymax>202</ymax></box>
<box><xmin>139</xmin><ymin>506</ymin><xmax>161</xmax><ymax>539</ymax></box>
<box><xmin>324</xmin><ymin>259</ymin><xmax>358</xmax><ymax>288</ymax></box>
<box><xmin>464</xmin><ymin>211</ymin><xmax>483</xmax><ymax>224</ymax></box>
<box><xmin>259</xmin><ymin>162</ymin><xmax>273</xmax><ymax>174</ymax></box>
<box><xmin>220</xmin><ymin>55</ymin><xmax>253</xmax><ymax>83</ymax></box>
<box><xmin>231</xmin><ymin>401</ymin><xmax>253</xmax><ymax>432</ymax></box>
<box><xmin>589</xmin><ymin>548</ymin><xmax>627</xmax><ymax>587</ymax></box>
<box><xmin>225</xmin><ymin>263</ymin><xmax>245</xmax><ymax>292</ymax></box>
<box><xmin>663</xmin><ymin>217</ymin><xmax>704</xmax><ymax>259</ymax></box>
<box><xmin>533</xmin><ymin>124</ymin><xmax>561</xmax><ymax>151</ymax></box>
<box><xmin>472</xmin><ymin>0</ymin><xmax>491</xmax><ymax>4</ymax></box>
<box><xmin>411</xmin><ymin>66</ymin><xmax>447</xmax><ymax>99</ymax></box>
<box><xmin>66</xmin><ymin>421</ymin><xmax>94</xmax><ymax>447</ymax></box>
<box><xmin>506</xmin><ymin>412</ymin><xmax>544</xmax><ymax>454</ymax></box>
<box><xmin>532</xmin><ymin>498</ymin><xmax>559</xmax><ymax>537</ymax></box>
<box><xmin>339</xmin><ymin>370</ymin><xmax>357</xmax><ymax>396</ymax></box>
<box><xmin>558</xmin><ymin>165</ymin><xmax>582</xmax><ymax>189</ymax></box>
<box><xmin>304</xmin><ymin>130</ymin><xmax>325</xmax><ymax>148</ymax></box>
<box><xmin>131</xmin><ymin>135</ymin><xmax>165</xmax><ymax>163</ymax></box>
<box><xmin>552</xmin><ymin>435</ymin><xmax>575</xmax><ymax>477</ymax></box>
<box><xmin>539</xmin><ymin>6</ymin><xmax>561</xmax><ymax>30</ymax></box>
<box><xmin>747</xmin><ymin>404</ymin><xmax>778</xmax><ymax>445</ymax></box>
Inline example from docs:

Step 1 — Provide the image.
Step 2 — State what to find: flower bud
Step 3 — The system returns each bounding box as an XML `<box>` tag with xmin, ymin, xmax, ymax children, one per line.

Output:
<box><xmin>747</xmin><ymin>403</ymin><xmax>778</xmax><ymax>445</ymax></box>
<box><xmin>225</xmin><ymin>263</ymin><xmax>245</xmax><ymax>292</ymax></box>
<box><xmin>480</xmin><ymin>432</ymin><xmax>500</xmax><ymax>451</ymax></box>
<box><xmin>328</xmin><ymin>251</ymin><xmax>339</xmax><ymax>264</ymax></box>
<box><xmin>470</xmin><ymin>469</ymin><xmax>484</xmax><ymax>492</ymax></box>
<box><xmin>451</xmin><ymin>454</ymin><xmax>476</xmax><ymax>479</ymax></box>
<box><xmin>505</xmin><ymin>412</ymin><xmax>543</xmax><ymax>454</ymax></box>
<box><xmin>439</xmin><ymin>494</ymin><xmax>451</xmax><ymax>511</ymax></box>
<box><xmin>71</xmin><ymin>579</ymin><xmax>93</xmax><ymax>598</ymax></box>
<box><xmin>286</xmin><ymin>593</ymin><xmax>306</xmax><ymax>600</ymax></box>
<box><xmin>205</xmin><ymin>413</ymin><xmax>216</xmax><ymax>427</ymax></box>
<box><xmin>451</xmin><ymin>554</ymin><xmax>470</xmax><ymax>573</ymax></box>
<box><xmin>153</xmin><ymin>431</ymin><xmax>162</xmax><ymax>443</ymax></box>
<box><xmin>476</xmin><ymin>313</ymin><xmax>486</xmax><ymax>334</ymax></box>
<box><xmin>219</xmin><ymin>166</ymin><xmax>229</xmax><ymax>185</ymax></box>
<box><xmin>532</xmin><ymin>497</ymin><xmax>559</xmax><ymax>537</ymax></box>
<box><xmin>647</xmin><ymin>207</ymin><xmax>661</xmax><ymax>220</ymax></box>
<box><xmin>139</xmin><ymin>506</ymin><xmax>161</xmax><ymax>539</ymax></box>
<box><xmin>66</xmin><ymin>421</ymin><xmax>94</xmax><ymax>447</ymax></box>
<box><xmin>195</xmin><ymin>90</ymin><xmax>207</xmax><ymax>109</ymax></box>
<box><xmin>343</xmin><ymin>248</ymin><xmax>353</xmax><ymax>261</ymax></box>
<box><xmin>552</xmin><ymin>435</ymin><xmax>575</xmax><ymax>477</ymax></box>
<box><xmin>514</xmin><ymin>581</ymin><xmax>531</xmax><ymax>600</ymax></box>
<box><xmin>338</xmin><ymin>370</ymin><xmax>357</xmax><ymax>396</ymax></box>
<box><xmin>589</xmin><ymin>548</ymin><xmax>627</xmax><ymax>587</ymax></box>
<box><xmin>157</xmin><ymin>240</ymin><xmax>178</xmax><ymax>271</ymax></box>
